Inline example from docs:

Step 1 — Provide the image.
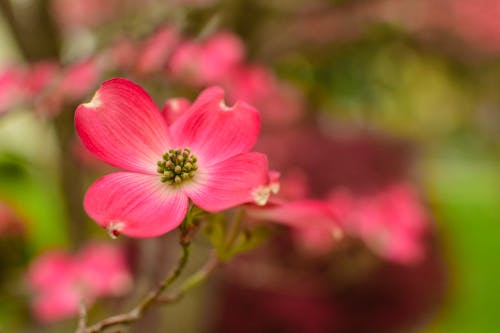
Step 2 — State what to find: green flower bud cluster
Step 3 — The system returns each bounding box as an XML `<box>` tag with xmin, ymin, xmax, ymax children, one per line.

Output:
<box><xmin>157</xmin><ymin>148</ymin><xmax>198</xmax><ymax>185</ymax></box>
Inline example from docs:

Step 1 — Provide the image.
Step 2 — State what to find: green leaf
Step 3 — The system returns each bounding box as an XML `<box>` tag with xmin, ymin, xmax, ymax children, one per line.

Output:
<box><xmin>0</xmin><ymin>153</ymin><xmax>67</xmax><ymax>254</ymax></box>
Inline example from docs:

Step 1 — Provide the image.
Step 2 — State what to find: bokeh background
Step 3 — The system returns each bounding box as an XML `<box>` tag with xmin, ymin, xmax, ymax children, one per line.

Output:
<box><xmin>0</xmin><ymin>0</ymin><xmax>499</xmax><ymax>332</ymax></box>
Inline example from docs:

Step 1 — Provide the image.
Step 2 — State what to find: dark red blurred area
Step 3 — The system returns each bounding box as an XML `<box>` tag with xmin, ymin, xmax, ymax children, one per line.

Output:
<box><xmin>257</xmin><ymin>123</ymin><xmax>414</xmax><ymax>198</ymax></box>
<box><xmin>210</xmin><ymin>231</ymin><xmax>445</xmax><ymax>333</ymax></box>
<box><xmin>210</xmin><ymin>123</ymin><xmax>445</xmax><ymax>333</ymax></box>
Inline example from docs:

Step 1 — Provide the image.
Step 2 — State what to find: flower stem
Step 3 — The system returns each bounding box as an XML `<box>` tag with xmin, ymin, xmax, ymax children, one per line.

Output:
<box><xmin>79</xmin><ymin>230</ymin><xmax>192</xmax><ymax>333</ymax></box>
<box><xmin>156</xmin><ymin>251</ymin><xmax>219</xmax><ymax>304</ymax></box>
<box><xmin>225</xmin><ymin>208</ymin><xmax>245</xmax><ymax>251</ymax></box>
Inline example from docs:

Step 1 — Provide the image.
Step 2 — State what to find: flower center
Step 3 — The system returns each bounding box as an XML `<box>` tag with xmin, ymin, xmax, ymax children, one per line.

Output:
<box><xmin>157</xmin><ymin>148</ymin><xmax>198</xmax><ymax>185</ymax></box>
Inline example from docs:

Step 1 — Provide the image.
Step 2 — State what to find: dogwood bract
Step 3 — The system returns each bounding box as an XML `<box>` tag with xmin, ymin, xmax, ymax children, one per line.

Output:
<box><xmin>75</xmin><ymin>78</ymin><xmax>270</xmax><ymax>238</ymax></box>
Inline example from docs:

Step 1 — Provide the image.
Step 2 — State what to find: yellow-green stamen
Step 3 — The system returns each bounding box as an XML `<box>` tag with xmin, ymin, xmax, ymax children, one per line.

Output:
<box><xmin>157</xmin><ymin>148</ymin><xmax>198</xmax><ymax>185</ymax></box>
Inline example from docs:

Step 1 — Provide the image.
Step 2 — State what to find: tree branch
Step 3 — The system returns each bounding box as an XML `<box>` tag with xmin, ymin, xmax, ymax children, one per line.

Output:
<box><xmin>78</xmin><ymin>237</ymin><xmax>191</xmax><ymax>333</ymax></box>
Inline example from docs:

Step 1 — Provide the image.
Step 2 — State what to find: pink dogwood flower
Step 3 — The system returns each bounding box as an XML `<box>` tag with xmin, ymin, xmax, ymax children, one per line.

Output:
<box><xmin>248</xmin><ymin>199</ymin><xmax>342</xmax><ymax>254</ymax></box>
<box><xmin>135</xmin><ymin>26</ymin><xmax>179</xmax><ymax>75</ymax></box>
<box><xmin>33</xmin><ymin>58</ymin><xmax>101</xmax><ymax>116</ymax></box>
<box><xmin>76</xmin><ymin>78</ymin><xmax>269</xmax><ymax>238</ymax></box>
<box><xmin>0</xmin><ymin>65</ymin><xmax>25</xmax><ymax>114</ymax></box>
<box><xmin>27</xmin><ymin>243</ymin><xmax>131</xmax><ymax>322</ymax></box>
<box><xmin>168</xmin><ymin>31</ymin><xmax>244</xmax><ymax>85</ymax></box>
<box><xmin>329</xmin><ymin>184</ymin><xmax>428</xmax><ymax>264</ymax></box>
<box><xmin>225</xmin><ymin>64</ymin><xmax>304</xmax><ymax>126</ymax></box>
<box><xmin>23</xmin><ymin>61</ymin><xmax>59</xmax><ymax>98</ymax></box>
<box><xmin>51</xmin><ymin>0</ymin><xmax>122</xmax><ymax>29</ymax></box>
<box><xmin>59</xmin><ymin>58</ymin><xmax>101</xmax><ymax>100</ymax></box>
<box><xmin>161</xmin><ymin>97</ymin><xmax>191</xmax><ymax>125</ymax></box>
<box><xmin>107</xmin><ymin>37</ymin><xmax>138</xmax><ymax>72</ymax></box>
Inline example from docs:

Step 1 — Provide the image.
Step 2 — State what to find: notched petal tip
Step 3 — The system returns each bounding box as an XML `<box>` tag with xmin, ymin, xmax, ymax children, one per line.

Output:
<box><xmin>251</xmin><ymin>169</ymin><xmax>279</xmax><ymax>206</ymax></box>
<box><xmin>268</xmin><ymin>171</ymin><xmax>281</xmax><ymax>195</ymax></box>
<box><xmin>252</xmin><ymin>185</ymin><xmax>271</xmax><ymax>206</ymax></box>
<box><xmin>269</xmin><ymin>182</ymin><xmax>280</xmax><ymax>195</ymax></box>
<box><xmin>82</xmin><ymin>91</ymin><xmax>101</xmax><ymax>108</ymax></box>
<box><xmin>199</xmin><ymin>85</ymin><xmax>255</xmax><ymax>114</ymax></box>
<box><xmin>106</xmin><ymin>221</ymin><xmax>125</xmax><ymax>239</ymax></box>
<box><xmin>219</xmin><ymin>98</ymin><xmax>235</xmax><ymax>111</ymax></box>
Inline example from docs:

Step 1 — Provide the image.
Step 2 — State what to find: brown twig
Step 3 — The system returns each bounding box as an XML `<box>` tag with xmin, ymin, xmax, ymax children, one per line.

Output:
<box><xmin>79</xmin><ymin>234</ymin><xmax>192</xmax><ymax>333</ymax></box>
<box><xmin>76</xmin><ymin>301</ymin><xmax>87</xmax><ymax>333</ymax></box>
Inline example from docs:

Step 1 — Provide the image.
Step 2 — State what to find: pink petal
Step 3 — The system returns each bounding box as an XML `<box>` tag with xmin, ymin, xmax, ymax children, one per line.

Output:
<box><xmin>0</xmin><ymin>65</ymin><xmax>25</xmax><ymax>113</ymax></box>
<box><xmin>23</xmin><ymin>61</ymin><xmax>59</xmax><ymax>98</ymax></box>
<box><xmin>292</xmin><ymin>227</ymin><xmax>339</xmax><ymax>254</ymax></box>
<box><xmin>171</xmin><ymin>86</ymin><xmax>260</xmax><ymax>165</ymax></box>
<box><xmin>75</xmin><ymin>78</ymin><xmax>172</xmax><ymax>173</ymax></box>
<box><xmin>108</xmin><ymin>38</ymin><xmax>137</xmax><ymax>71</ymax></box>
<box><xmin>77</xmin><ymin>242</ymin><xmax>131</xmax><ymax>296</ymax></box>
<box><xmin>51</xmin><ymin>0</ymin><xmax>120</xmax><ymax>29</ymax></box>
<box><xmin>167</xmin><ymin>40</ymin><xmax>201</xmax><ymax>84</ymax></box>
<box><xmin>32</xmin><ymin>285</ymin><xmax>82</xmax><ymax>322</ymax></box>
<box><xmin>161</xmin><ymin>97</ymin><xmax>191</xmax><ymax>125</ymax></box>
<box><xmin>60</xmin><ymin>58</ymin><xmax>101</xmax><ymax>100</ymax></box>
<box><xmin>196</xmin><ymin>31</ymin><xmax>244</xmax><ymax>83</ymax></box>
<box><xmin>247</xmin><ymin>199</ymin><xmax>337</xmax><ymax>229</ymax></box>
<box><xmin>27</xmin><ymin>250</ymin><xmax>76</xmax><ymax>290</ymax></box>
<box><xmin>248</xmin><ymin>200</ymin><xmax>342</xmax><ymax>253</ymax></box>
<box><xmin>345</xmin><ymin>183</ymin><xmax>428</xmax><ymax>264</ymax></box>
<box><xmin>84</xmin><ymin>172</ymin><xmax>188</xmax><ymax>237</ymax></box>
<box><xmin>167</xmin><ymin>32</ymin><xmax>243</xmax><ymax>85</ymax></box>
<box><xmin>184</xmin><ymin>152</ymin><xmax>269</xmax><ymax>212</ymax></box>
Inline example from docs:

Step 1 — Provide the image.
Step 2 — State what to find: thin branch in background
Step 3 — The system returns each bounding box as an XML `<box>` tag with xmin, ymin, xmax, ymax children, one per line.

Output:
<box><xmin>53</xmin><ymin>104</ymin><xmax>88</xmax><ymax>248</ymax></box>
<box><xmin>76</xmin><ymin>301</ymin><xmax>88</xmax><ymax>333</ymax></box>
<box><xmin>0</xmin><ymin>0</ymin><xmax>60</xmax><ymax>60</ymax></box>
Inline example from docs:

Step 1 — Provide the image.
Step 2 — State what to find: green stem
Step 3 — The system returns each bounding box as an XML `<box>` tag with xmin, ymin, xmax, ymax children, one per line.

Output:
<box><xmin>156</xmin><ymin>251</ymin><xmax>219</xmax><ymax>305</ymax></box>
<box><xmin>135</xmin><ymin>242</ymin><xmax>190</xmax><ymax>312</ymax></box>
<box><xmin>179</xmin><ymin>252</ymin><xmax>217</xmax><ymax>293</ymax></box>
<box><xmin>225</xmin><ymin>208</ymin><xmax>245</xmax><ymax>251</ymax></box>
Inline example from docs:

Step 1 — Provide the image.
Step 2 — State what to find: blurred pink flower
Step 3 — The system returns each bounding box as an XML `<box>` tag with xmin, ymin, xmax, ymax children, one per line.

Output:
<box><xmin>107</xmin><ymin>38</ymin><xmax>138</xmax><ymax>72</ymax></box>
<box><xmin>248</xmin><ymin>199</ymin><xmax>342</xmax><ymax>254</ymax></box>
<box><xmin>225</xmin><ymin>65</ymin><xmax>304</xmax><ymax>126</ymax></box>
<box><xmin>135</xmin><ymin>26</ymin><xmax>180</xmax><ymax>75</ymax></box>
<box><xmin>27</xmin><ymin>243</ymin><xmax>131</xmax><ymax>322</ymax></box>
<box><xmin>374</xmin><ymin>0</ymin><xmax>500</xmax><ymax>54</ymax></box>
<box><xmin>75</xmin><ymin>78</ymin><xmax>269</xmax><ymax>238</ymax></box>
<box><xmin>35</xmin><ymin>58</ymin><xmax>101</xmax><ymax>116</ymax></box>
<box><xmin>28</xmin><ymin>250</ymin><xmax>76</xmax><ymax>293</ymax></box>
<box><xmin>51</xmin><ymin>0</ymin><xmax>121</xmax><ymax>29</ymax></box>
<box><xmin>330</xmin><ymin>184</ymin><xmax>428</xmax><ymax>264</ymax></box>
<box><xmin>0</xmin><ymin>65</ymin><xmax>25</xmax><ymax>114</ymax></box>
<box><xmin>60</xmin><ymin>58</ymin><xmax>101</xmax><ymax>100</ymax></box>
<box><xmin>168</xmin><ymin>31</ymin><xmax>244</xmax><ymax>85</ymax></box>
<box><xmin>23</xmin><ymin>61</ymin><xmax>59</xmax><ymax>98</ymax></box>
<box><xmin>448</xmin><ymin>0</ymin><xmax>500</xmax><ymax>52</ymax></box>
<box><xmin>77</xmin><ymin>243</ymin><xmax>132</xmax><ymax>296</ymax></box>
